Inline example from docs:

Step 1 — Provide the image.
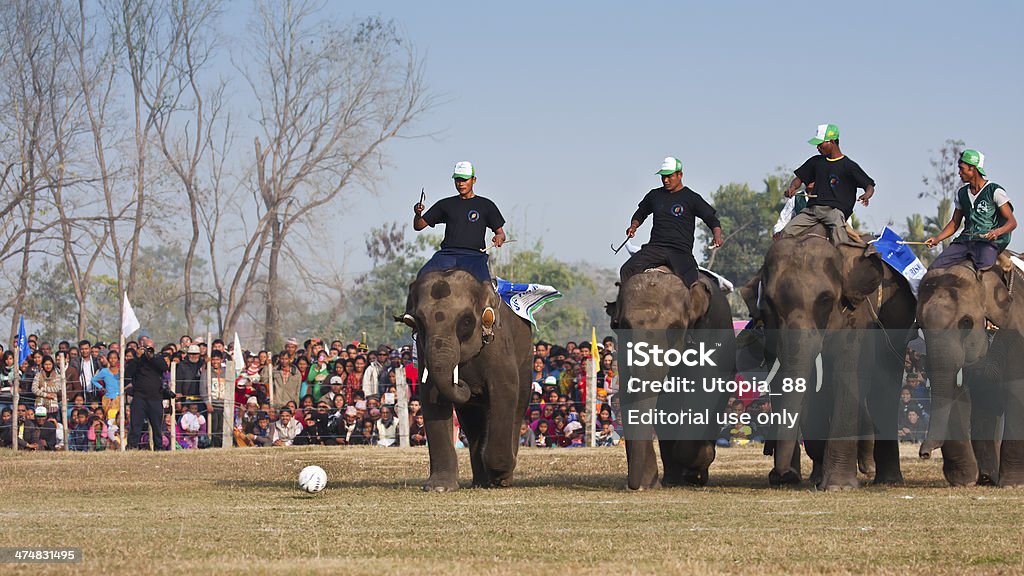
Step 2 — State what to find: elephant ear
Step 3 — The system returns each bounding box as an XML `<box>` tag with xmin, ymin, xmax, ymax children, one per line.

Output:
<box><xmin>981</xmin><ymin>269</ymin><xmax>1013</xmax><ymax>328</ymax></box>
<box><xmin>686</xmin><ymin>278</ymin><xmax>713</xmax><ymax>328</ymax></box>
<box><xmin>840</xmin><ymin>248</ymin><xmax>883</xmax><ymax>308</ymax></box>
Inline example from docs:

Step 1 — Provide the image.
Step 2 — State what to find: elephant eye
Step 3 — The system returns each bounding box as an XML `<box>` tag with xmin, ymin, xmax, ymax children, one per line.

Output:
<box><xmin>813</xmin><ymin>294</ymin><xmax>834</xmax><ymax>327</ymax></box>
<box><xmin>456</xmin><ymin>313</ymin><xmax>475</xmax><ymax>342</ymax></box>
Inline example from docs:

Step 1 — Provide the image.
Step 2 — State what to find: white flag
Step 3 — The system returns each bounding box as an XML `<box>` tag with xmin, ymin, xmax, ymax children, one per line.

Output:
<box><xmin>233</xmin><ymin>332</ymin><xmax>244</xmax><ymax>376</ymax></box>
<box><xmin>122</xmin><ymin>292</ymin><xmax>141</xmax><ymax>337</ymax></box>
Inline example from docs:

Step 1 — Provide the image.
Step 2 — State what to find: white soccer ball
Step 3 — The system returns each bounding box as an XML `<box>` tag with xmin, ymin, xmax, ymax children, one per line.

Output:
<box><xmin>298</xmin><ymin>465</ymin><xmax>327</xmax><ymax>493</ymax></box>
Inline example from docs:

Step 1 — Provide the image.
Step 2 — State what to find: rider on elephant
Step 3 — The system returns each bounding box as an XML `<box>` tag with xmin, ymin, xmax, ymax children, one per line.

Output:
<box><xmin>925</xmin><ymin>149</ymin><xmax>1016</xmax><ymax>270</ymax></box>
<box><xmin>781</xmin><ymin>123</ymin><xmax>876</xmax><ymax>246</ymax></box>
<box><xmin>413</xmin><ymin>161</ymin><xmax>507</xmax><ymax>282</ymax></box>
<box><xmin>620</xmin><ymin>156</ymin><xmax>723</xmax><ymax>289</ymax></box>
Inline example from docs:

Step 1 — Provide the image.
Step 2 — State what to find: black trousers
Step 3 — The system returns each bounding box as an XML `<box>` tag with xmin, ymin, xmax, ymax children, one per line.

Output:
<box><xmin>129</xmin><ymin>396</ymin><xmax>167</xmax><ymax>450</ymax></box>
<box><xmin>619</xmin><ymin>244</ymin><xmax>699</xmax><ymax>286</ymax></box>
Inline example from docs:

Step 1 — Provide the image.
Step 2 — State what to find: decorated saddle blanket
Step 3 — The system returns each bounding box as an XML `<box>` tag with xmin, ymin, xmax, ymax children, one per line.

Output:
<box><xmin>493</xmin><ymin>277</ymin><xmax>562</xmax><ymax>326</ymax></box>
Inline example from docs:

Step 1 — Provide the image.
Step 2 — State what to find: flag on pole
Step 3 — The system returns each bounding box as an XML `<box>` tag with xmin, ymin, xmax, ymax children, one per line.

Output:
<box><xmin>233</xmin><ymin>332</ymin><xmax>244</xmax><ymax>376</ymax></box>
<box><xmin>872</xmin><ymin>226</ymin><xmax>927</xmax><ymax>296</ymax></box>
<box><xmin>122</xmin><ymin>292</ymin><xmax>141</xmax><ymax>337</ymax></box>
<box><xmin>16</xmin><ymin>315</ymin><xmax>29</xmax><ymax>366</ymax></box>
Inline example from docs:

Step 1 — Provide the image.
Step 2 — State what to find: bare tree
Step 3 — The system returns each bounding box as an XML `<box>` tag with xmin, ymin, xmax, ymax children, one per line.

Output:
<box><xmin>919</xmin><ymin>138</ymin><xmax>964</xmax><ymax>249</ymax></box>
<box><xmin>150</xmin><ymin>0</ymin><xmax>224</xmax><ymax>333</ymax></box>
<box><xmin>227</xmin><ymin>0</ymin><xmax>434</xmax><ymax>349</ymax></box>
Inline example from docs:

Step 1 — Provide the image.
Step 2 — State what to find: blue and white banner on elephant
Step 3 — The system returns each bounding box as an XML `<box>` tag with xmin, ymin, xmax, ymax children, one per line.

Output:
<box><xmin>873</xmin><ymin>226</ymin><xmax>927</xmax><ymax>296</ymax></box>
<box><xmin>493</xmin><ymin>277</ymin><xmax>561</xmax><ymax>326</ymax></box>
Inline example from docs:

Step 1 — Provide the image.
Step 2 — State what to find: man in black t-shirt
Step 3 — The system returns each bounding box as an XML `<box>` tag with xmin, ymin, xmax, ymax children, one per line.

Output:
<box><xmin>413</xmin><ymin>161</ymin><xmax>507</xmax><ymax>282</ymax></box>
<box><xmin>781</xmin><ymin>124</ymin><xmax>875</xmax><ymax>246</ymax></box>
<box><xmin>619</xmin><ymin>157</ymin><xmax>723</xmax><ymax>287</ymax></box>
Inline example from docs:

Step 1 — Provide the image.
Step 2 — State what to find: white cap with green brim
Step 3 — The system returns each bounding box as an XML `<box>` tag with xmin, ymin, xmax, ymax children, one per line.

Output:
<box><xmin>452</xmin><ymin>161</ymin><xmax>474</xmax><ymax>179</ymax></box>
<box><xmin>960</xmin><ymin>149</ymin><xmax>987</xmax><ymax>177</ymax></box>
<box><xmin>656</xmin><ymin>157</ymin><xmax>683</xmax><ymax>175</ymax></box>
<box><xmin>808</xmin><ymin>123</ymin><xmax>840</xmax><ymax>146</ymax></box>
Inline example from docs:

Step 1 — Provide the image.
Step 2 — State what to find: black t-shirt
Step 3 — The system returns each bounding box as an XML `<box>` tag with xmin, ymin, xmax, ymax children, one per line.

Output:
<box><xmin>422</xmin><ymin>195</ymin><xmax>505</xmax><ymax>250</ymax></box>
<box><xmin>631</xmin><ymin>187</ymin><xmax>721</xmax><ymax>252</ymax></box>
<box><xmin>794</xmin><ymin>155</ymin><xmax>875</xmax><ymax>219</ymax></box>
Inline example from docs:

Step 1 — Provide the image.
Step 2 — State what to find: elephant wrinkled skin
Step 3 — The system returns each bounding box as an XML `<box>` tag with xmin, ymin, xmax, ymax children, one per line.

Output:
<box><xmin>608</xmin><ymin>269</ymin><xmax>735</xmax><ymax>490</ymax></box>
<box><xmin>757</xmin><ymin>228</ymin><xmax>916</xmax><ymax>490</ymax></box>
<box><xmin>917</xmin><ymin>263</ymin><xmax>1024</xmax><ymax>487</ymax></box>
<box><xmin>401</xmin><ymin>270</ymin><xmax>533</xmax><ymax>491</ymax></box>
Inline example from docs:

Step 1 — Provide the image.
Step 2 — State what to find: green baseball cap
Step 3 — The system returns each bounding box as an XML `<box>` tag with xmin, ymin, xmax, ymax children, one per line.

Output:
<box><xmin>808</xmin><ymin>123</ymin><xmax>840</xmax><ymax>146</ymax></box>
<box><xmin>452</xmin><ymin>161</ymin><xmax>474</xmax><ymax>180</ymax></box>
<box><xmin>656</xmin><ymin>157</ymin><xmax>683</xmax><ymax>175</ymax></box>
<box><xmin>960</xmin><ymin>149</ymin><xmax>986</xmax><ymax>177</ymax></box>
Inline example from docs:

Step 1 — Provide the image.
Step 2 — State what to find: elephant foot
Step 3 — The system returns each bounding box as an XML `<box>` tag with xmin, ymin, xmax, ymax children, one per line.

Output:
<box><xmin>942</xmin><ymin>466</ymin><xmax>977</xmax><ymax>487</ymax></box>
<box><xmin>858</xmin><ymin>457</ymin><xmax>875</xmax><ymax>476</ymax></box>
<box><xmin>819</xmin><ymin>473</ymin><xmax>859</xmax><ymax>491</ymax></box>
<box><xmin>808</xmin><ymin>462</ymin><xmax>824</xmax><ymax>487</ymax></box>
<box><xmin>682</xmin><ymin>469</ymin><xmax>709</xmax><ymax>487</ymax></box>
<box><xmin>488</xmin><ymin>476</ymin><xmax>513</xmax><ymax>488</ymax></box>
<box><xmin>977</xmin><ymin>473</ymin><xmax>998</xmax><ymax>487</ymax></box>
<box><xmin>998</xmin><ymin>470</ymin><xmax>1024</xmax><ymax>488</ymax></box>
<box><xmin>768</xmin><ymin>468</ymin><xmax>801</xmax><ymax>488</ymax></box>
<box><xmin>870</xmin><ymin>471</ymin><xmax>905</xmax><ymax>486</ymax></box>
<box><xmin>423</xmin><ymin>475</ymin><xmax>460</xmax><ymax>492</ymax></box>
<box><xmin>627</xmin><ymin>477</ymin><xmax>662</xmax><ymax>491</ymax></box>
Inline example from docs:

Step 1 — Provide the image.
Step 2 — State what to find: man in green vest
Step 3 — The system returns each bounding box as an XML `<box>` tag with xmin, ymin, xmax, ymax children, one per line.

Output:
<box><xmin>926</xmin><ymin>149</ymin><xmax>1016</xmax><ymax>269</ymax></box>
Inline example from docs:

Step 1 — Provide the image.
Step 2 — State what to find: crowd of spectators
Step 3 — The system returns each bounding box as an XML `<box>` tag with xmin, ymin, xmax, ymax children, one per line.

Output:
<box><xmin>0</xmin><ymin>329</ymin><xmax>936</xmax><ymax>451</ymax></box>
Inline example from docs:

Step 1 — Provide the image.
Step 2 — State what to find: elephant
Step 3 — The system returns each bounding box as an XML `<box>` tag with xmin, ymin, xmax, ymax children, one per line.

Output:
<box><xmin>755</xmin><ymin>226</ymin><xmax>916</xmax><ymax>490</ymax></box>
<box><xmin>916</xmin><ymin>262</ymin><xmax>1024</xmax><ymax>487</ymax></box>
<box><xmin>399</xmin><ymin>269</ymin><xmax>533</xmax><ymax>491</ymax></box>
<box><xmin>607</xmin><ymin>268</ymin><xmax>735</xmax><ymax>490</ymax></box>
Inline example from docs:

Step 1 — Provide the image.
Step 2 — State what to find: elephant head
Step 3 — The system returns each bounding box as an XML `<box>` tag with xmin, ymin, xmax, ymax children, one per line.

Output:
<box><xmin>398</xmin><ymin>269</ymin><xmax>501</xmax><ymax>405</ymax></box>
<box><xmin>916</xmin><ymin>265</ymin><xmax>995</xmax><ymax>483</ymax></box>
<box><xmin>610</xmin><ymin>269</ymin><xmax>712</xmax><ymax>332</ymax></box>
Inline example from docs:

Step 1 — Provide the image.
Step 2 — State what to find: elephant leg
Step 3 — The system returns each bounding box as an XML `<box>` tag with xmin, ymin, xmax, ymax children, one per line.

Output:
<box><xmin>659</xmin><ymin>440</ymin><xmax>685</xmax><ymax>487</ymax></box>
<box><xmin>940</xmin><ymin>393</ymin><xmax>978</xmax><ymax>487</ymax></box>
<box><xmin>625</xmin><ymin>439</ymin><xmax>660</xmax><ymax>490</ymax></box>
<box><xmin>456</xmin><ymin>404</ymin><xmax>489</xmax><ymax>487</ymax></box>
<box><xmin>483</xmin><ymin>379</ymin><xmax>521</xmax><ymax>488</ymax></box>
<box><xmin>422</xmin><ymin>398</ymin><xmax>460</xmax><ymax>491</ymax></box>
<box><xmin>999</xmin><ymin>379</ymin><xmax>1024</xmax><ymax>487</ymax></box>
<box><xmin>683</xmin><ymin>441</ymin><xmax>716</xmax><ymax>486</ymax></box>
<box><xmin>820</xmin><ymin>332</ymin><xmax>863</xmax><ymax>491</ymax></box>
<box><xmin>866</xmin><ymin>341</ymin><xmax>904</xmax><ymax>484</ymax></box>
<box><xmin>870</xmin><ymin>440</ymin><xmax>903</xmax><ymax>484</ymax></box>
<box><xmin>624</xmin><ymin>387</ymin><xmax>661</xmax><ymax>490</ymax></box>
<box><xmin>804</xmin><ymin>439</ymin><xmax>825</xmax><ymax>486</ymax></box>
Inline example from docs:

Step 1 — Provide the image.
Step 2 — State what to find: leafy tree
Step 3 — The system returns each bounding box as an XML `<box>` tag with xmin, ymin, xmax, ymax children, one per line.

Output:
<box><xmin>700</xmin><ymin>170</ymin><xmax>789</xmax><ymax>286</ymax></box>
<box><xmin>492</xmin><ymin>242</ymin><xmax>595</xmax><ymax>343</ymax></box>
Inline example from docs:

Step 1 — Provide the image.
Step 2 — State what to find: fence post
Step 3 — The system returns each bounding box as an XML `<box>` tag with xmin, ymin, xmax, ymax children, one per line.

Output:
<box><xmin>170</xmin><ymin>361</ymin><xmax>177</xmax><ymax>451</ymax></box>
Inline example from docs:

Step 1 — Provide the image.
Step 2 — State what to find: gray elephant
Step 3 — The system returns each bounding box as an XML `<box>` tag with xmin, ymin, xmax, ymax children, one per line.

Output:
<box><xmin>756</xmin><ymin>228</ymin><xmax>916</xmax><ymax>490</ymax></box>
<box><xmin>400</xmin><ymin>269</ymin><xmax>533</xmax><ymax>491</ymax></box>
<box><xmin>608</xmin><ymin>268</ymin><xmax>735</xmax><ymax>490</ymax></box>
<box><xmin>917</xmin><ymin>264</ymin><xmax>1024</xmax><ymax>487</ymax></box>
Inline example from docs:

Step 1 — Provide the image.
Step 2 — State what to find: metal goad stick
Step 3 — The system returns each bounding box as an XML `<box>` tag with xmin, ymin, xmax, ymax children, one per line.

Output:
<box><xmin>611</xmin><ymin>237</ymin><xmax>629</xmax><ymax>254</ymax></box>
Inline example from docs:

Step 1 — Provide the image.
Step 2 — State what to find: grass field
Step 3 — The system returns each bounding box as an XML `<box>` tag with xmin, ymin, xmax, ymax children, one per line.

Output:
<box><xmin>1</xmin><ymin>444</ymin><xmax>1023</xmax><ymax>575</ymax></box>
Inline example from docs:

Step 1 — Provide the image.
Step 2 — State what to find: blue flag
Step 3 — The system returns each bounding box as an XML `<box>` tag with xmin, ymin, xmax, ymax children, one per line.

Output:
<box><xmin>494</xmin><ymin>277</ymin><xmax>562</xmax><ymax>326</ymax></box>
<box><xmin>873</xmin><ymin>226</ymin><xmax>927</xmax><ymax>296</ymax></box>
<box><xmin>16</xmin><ymin>315</ymin><xmax>29</xmax><ymax>366</ymax></box>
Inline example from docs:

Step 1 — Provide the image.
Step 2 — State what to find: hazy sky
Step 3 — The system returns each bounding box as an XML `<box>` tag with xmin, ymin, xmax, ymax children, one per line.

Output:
<box><xmin>233</xmin><ymin>1</ymin><xmax>1024</xmax><ymax>279</ymax></box>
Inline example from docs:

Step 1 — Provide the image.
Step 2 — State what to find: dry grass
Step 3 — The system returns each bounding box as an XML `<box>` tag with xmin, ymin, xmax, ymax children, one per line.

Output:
<box><xmin>1</xmin><ymin>444</ymin><xmax>1023</xmax><ymax>575</ymax></box>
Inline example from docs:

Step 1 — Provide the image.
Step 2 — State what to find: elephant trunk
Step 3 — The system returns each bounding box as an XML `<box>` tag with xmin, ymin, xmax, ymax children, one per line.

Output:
<box><xmin>771</xmin><ymin>328</ymin><xmax>823</xmax><ymax>477</ymax></box>
<box><xmin>425</xmin><ymin>335</ymin><xmax>471</xmax><ymax>405</ymax></box>
<box><xmin>919</xmin><ymin>330</ymin><xmax>979</xmax><ymax>485</ymax></box>
<box><xmin>919</xmin><ymin>331</ymin><xmax>966</xmax><ymax>456</ymax></box>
